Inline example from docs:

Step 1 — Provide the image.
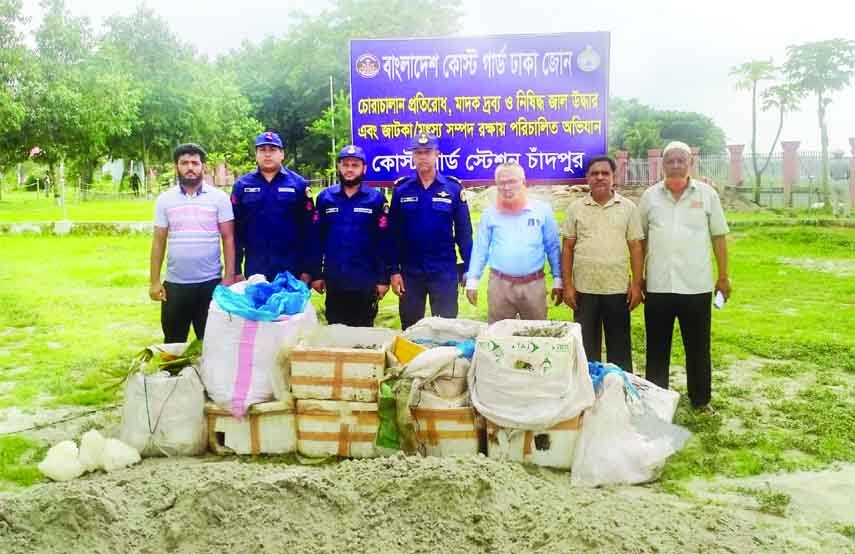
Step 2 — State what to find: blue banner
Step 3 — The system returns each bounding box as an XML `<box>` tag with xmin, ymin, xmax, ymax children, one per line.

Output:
<box><xmin>349</xmin><ymin>32</ymin><xmax>610</xmax><ymax>184</ymax></box>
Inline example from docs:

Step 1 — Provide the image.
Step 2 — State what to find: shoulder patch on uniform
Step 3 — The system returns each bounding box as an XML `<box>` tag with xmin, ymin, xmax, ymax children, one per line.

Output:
<box><xmin>393</xmin><ymin>176</ymin><xmax>408</xmax><ymax>186</ymax></box>
<box><xmin>445</xmin><ymin>175</ymin><xmax>462</xmax><ymax>184</ymax></box>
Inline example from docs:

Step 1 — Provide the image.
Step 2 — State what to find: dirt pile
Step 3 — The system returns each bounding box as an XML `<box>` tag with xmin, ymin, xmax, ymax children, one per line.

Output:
<box><xmin>467</xmin><ymin>184</ymin><xmax>760</xmax><ymax>214</ymax></box>
<box><xmin>1</xmin><ymin>454</ymin><xmax>838</xmax><ymax>554</ymax></box>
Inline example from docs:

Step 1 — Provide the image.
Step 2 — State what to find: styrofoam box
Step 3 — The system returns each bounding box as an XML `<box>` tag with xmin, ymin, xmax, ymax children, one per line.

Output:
<box><xmin>290</xmin><ymin>326</ymin><xmax>397</xmax><ymax>402</ymax></box>
<box><xmin>411</xmin><ymin>390</ymin><xmax>478</xmax><ymax>457</ymax></box>
<box><xmin>296</xmin><ymin>399</ymin><xmax>378</xmax><ymax>458</ymax></box>
<box><xmin>205</xmin><ymin>397</ymin><xmax>296</xmax><ymax>456</ymax></box>
<box><xmin>485</xmin><ymin>415</ymin><xmax>582</xmax><ymax>470</ymax></box>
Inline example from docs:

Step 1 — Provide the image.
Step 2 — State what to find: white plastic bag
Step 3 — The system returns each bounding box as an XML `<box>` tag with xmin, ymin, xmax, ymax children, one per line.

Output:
<box><xmin>78</xmin><ymin>429</ymin><xmax>106</xmax><ymax>472</ymax></box>
<box><xmin>202</xmin><ymin>282</ymin><xmax>318</xmax><ymax>416</ymax></box>
<box><xmin>38</xmin><ymin>440</ymin><xmax>85</xmax><ymax>482</ymax></box>
<box><xmin>470</xmin><ymin>320</ymin><xmax>594</xmax><ymax>430</ymax></box>
<box><xmin>626</xmin><ymin>373</ymin><xmax>680</xmax><ymax>423</ymax></box>
<box><xmin>571</xmin><ymin>373</ymin><xmax>679</xmax><ymax>487</ymax></box>
<box><xmin>102</xmin><ymin>438</ymin><xmax>141</xmax><ymax>472</ymax></box>
<box><xmin>120</xmin><ymin>367</ymin><xmax>207</xmax><ymax>457</ymax></box>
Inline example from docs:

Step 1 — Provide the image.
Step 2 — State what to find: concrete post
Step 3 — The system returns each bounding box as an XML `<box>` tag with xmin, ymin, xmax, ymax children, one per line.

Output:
<box><xmin>849</xmin><ymin>137</ymin><xmax>855</xmax><ymax>210</ymax></box>
<box><xmin>690</xmin><ymin>147</ymin><xmax>701</xmax><ymax>177</ymax></box>
<box><xmin>782</xmin><ymin>141</ymin><xmax>800</xmax><ymax>207</ymax></box>
<box><xmin>616</xmin><ymin>151</ymin><xmax>628</xmax><ymax>186</ymax></box>
<box><xmin>727</xmin><ymin>144</ymin><xmax>745</xmax><ymax>187</ymax></box>
<box><xmin>647</xmin><ymin>149</ymin><xmax>662</xmax><ymax>185</ymax></box>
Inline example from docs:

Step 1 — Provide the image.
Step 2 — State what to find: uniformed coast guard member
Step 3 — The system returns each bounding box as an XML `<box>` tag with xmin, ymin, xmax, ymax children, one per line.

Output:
<box><xmin>388</xmin><ymin>133</ymin><xmax>473</xmax><ymax>330</ymax></box>
<box><xmin>310</xmin><ymin>145</ymin><xmax>390</xmax><ymax>326</ymax></box>
<box><xmin>231</xmin><ymin>131</ymin><xmax>314</xmax><ymax>283</ymax></box>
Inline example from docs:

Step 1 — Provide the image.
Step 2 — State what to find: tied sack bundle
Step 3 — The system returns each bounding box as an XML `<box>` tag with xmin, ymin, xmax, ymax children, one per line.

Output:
<box><xmin>469</xmin><ymin>320</ymin><xmax>595</xmax><ymax>431</ymax></box>
<box><xmin>121</xmin><ymin>367</ymin><xmax>207</xmax><ymax>457</ymax></box>
<box><xmin>571</xmin><ymin>370</ymin><xmax>690</xmax><ymax>487</ymax></box>
<box><xmin>402</xmin><ymin>317</ymin><xmax>485</xmax><ymax>400</ymax></box>
<box><xmin>120</xmin><ymin>343</ymin><xmax>207</xmax><ymax>457</ymax></box>
<box><xmin>202</xmin><ymin>272</ymin><xmax>317</xmax><ymax>418</ymax></box>
<box><xmin>392</xmin><ymin>317</ymin><xmax>485</xmax><ymax>454</ymax></box>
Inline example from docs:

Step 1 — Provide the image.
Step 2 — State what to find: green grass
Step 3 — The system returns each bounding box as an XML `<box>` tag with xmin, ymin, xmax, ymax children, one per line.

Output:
<box><xmin>0</xmin><ymin>436</ymin><xmax>48</xmax><ymax>489</ymax></box>
<box><xmin>0</xmin><ymin>191</ymin><xmax>155</xmax><ymax>222</ymax></box>
<box><xmin>1</xmin><ymin>220</ymin><xmax>854</xmax><ymax>491</ymax></box>
<box><xmin>733</xmin><ymin>485</ymin><xmax>792</xmax><ymax>516</ymax></box>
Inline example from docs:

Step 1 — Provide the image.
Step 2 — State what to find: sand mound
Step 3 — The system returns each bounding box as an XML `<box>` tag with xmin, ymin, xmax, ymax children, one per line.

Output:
<box><xmin>467</xmin><ymin>184</ymin><xmax>760</xmax><ymax>214</ymax></box>
<box><xmin>1</xmin><ymin>454</ymin><xmax>835</xmax><ymax>553</ymax></box>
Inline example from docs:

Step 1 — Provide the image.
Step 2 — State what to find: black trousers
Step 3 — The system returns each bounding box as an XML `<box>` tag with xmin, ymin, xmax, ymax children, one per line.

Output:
<box><xmin>644</xmin><ymin>292</ymin><xmax>712</xmax><ymax>407</ymax></box>
<box><xmin>574</xmin><ymin>292</ymin><xmax>633</xmax><ymax>372</ymax></box>
<box><xmin>398</xmin><ymin>272</ymin><xmax>458</xmax><ymax>330</ymax></box>
<box><xmin>161</xmin><ymin>279</ymin><xmax>219</xmax><ymax>343</ymax></box>
<box><xmin>325</xmin><ymin>287</ymin><xmax>379</xmax><ymax>327</ymax></box>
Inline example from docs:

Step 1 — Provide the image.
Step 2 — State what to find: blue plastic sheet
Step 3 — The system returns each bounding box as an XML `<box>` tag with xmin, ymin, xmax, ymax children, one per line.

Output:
<box><xmin>411</xmin><ymin>338</ymin><xmax>477</xmax><ymax>360</ymax></box>
<box><xmin>587</xmin><ymin>361</ymin><xmax>639</xmax><ymax>398</ymax></box>
<box><xmin>212</xmin><ymin>272</ymin><xmax>310</xmax><ymax>321</ymax></box>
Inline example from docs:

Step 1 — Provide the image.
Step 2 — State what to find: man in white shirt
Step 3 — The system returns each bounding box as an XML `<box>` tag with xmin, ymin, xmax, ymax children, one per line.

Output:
<box><xmin>639</xmin><ymin>141</ymin><xmax>731</xmax><ymax>413</ymax></box>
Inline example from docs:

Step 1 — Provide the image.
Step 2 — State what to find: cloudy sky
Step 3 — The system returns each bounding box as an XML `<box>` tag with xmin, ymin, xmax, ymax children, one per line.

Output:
<box><xmin>22</xmin><ymin>0</ymin><xmax>855</xmax><ymax>152</ymax></box>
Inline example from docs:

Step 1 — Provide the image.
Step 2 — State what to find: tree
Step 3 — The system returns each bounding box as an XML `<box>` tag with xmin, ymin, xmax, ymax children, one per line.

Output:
<box><xmin>19</xmin><ymin>0</ymin><xmax>139</xmax><ymax>188</ymax></box>
<box><xmin>759</xmin><ymin>84</ymin><xmax>802</xmax><ymax>204</ymax></box>
<box><xmin>0</xmin><ymin>0</ymin><xmax>30</xmax><ymax>198</ymax></box>
<box><xmin>623</xmin><ymin>119</ymin><xmax>662</xmax><ymax>158</ymax></box>
<box><xmin>730</xmin><ymin>59</ymin><xmax>776</xmax><ymax>200</ymax></box>
<box><xmin>306</xmin><ymin>89</ymin><xmax>353</xmax><ymax>177</ymax></box>
<box><xmin>784</xmin><ymin>38</ymin><xmax>855</xmax><ymax>206</ymax></box>
<box><xmin>221</xmin><ymin>0</ymin><xmax>463</xmax><ymax>174</ymax></box>
<box><xmin>102</xmin><ymin>6</ymin><xmax>261</xmax><ymax>179</ymax></box>
<box><xmin>609</xmin><ymin>98</ymin><xmax>726</xmax><ymax>156</ymax></box>
<box><xmin>101</xmin><ymin>6</ymin><xmax>199</xmax><ymax>168</ymax></box>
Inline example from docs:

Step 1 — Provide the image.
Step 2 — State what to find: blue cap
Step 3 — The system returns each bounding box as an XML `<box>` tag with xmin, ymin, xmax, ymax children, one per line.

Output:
<box><xmin>336</xmin><ymin>144</ymin><xmax>367</xmax><ymax>163</ymax></box>
<box><xmin>255</xmin><ymin>131</ymin><xmax>284</xmax><ymax>149</ymax></box>
<box><xmin>410</xmin><ymin>132</ymin><xmax>439</xmax><ymax>149</ymax></box>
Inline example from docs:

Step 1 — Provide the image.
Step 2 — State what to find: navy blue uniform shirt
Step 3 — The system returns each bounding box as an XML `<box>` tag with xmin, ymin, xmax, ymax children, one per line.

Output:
<box><xmin>388</xmin><ymin>173</ymin><xmax>473</xmax><ymax>279</ymax></box>
<box><xmin>311</xmin><ymin>183</ymin><xmax>390</xmax><ymax>291</ymax></box>
<box><xmin>230</xmin><ymin>167</ymin><xmax>314</xmax><ymax>281</ymax></box>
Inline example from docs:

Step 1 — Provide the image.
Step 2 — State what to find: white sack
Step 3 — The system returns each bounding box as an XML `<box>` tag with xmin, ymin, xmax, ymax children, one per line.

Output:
<box><xmin>120</xmin><ymin>367</ymin><xmax>207</xmax><ymax>457</ymax></box>
<box><xmin>201</xmin><ymin>284</ymin><xmax>317</xmax><ymax>417</ymax></box>
<box><xmin>470</xmin><ymin>320</ymin><xmax>594</xmax><ymax>430</ymax></box>
<box><xmin>571</xmin><ymin>373</ymin><xmax>678</xmax><ymax>487</ymax></box>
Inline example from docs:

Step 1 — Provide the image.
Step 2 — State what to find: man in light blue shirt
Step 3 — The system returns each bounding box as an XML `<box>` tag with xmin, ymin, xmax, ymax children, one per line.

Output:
<box><xmin>465</xmin><ymin>162</ymin><xmax>562</xmax><ymax>323</ymax></box>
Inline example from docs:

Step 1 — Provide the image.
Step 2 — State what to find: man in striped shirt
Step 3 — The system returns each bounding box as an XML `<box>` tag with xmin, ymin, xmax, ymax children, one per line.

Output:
<box><xmin>149</xmin><ymin>144</ymin><xmax>236</xmax><ymax>342</ymax></box>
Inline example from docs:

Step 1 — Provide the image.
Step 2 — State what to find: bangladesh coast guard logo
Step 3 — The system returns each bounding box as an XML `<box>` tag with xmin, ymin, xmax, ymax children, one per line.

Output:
<box><xmin>355</xmin><ymin>53</ymin><xmax>380</xmax><ymax>78</ymax></box>
<box><xmin>577</xmin><ymin>45</ymin><xmax>601</xmax><ymax>73</ymax></box>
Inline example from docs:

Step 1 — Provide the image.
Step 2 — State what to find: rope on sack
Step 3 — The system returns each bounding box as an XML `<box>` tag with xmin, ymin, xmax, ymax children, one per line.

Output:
<box><xmin>143</xmin><ymin>372</ymin><xmax>183</xmax><ymax>456</ymax></box>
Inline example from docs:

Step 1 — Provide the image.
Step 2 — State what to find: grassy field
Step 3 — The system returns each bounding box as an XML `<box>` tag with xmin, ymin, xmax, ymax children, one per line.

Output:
<box><xmin>1</xmin><ymin>201</ymin><xmax>854</xmax><ymax>495</ymax></box>
<box><xmin>0</xmin><ymin>191</ymin><xmax>155</xmax><ymax>222</ymax></box>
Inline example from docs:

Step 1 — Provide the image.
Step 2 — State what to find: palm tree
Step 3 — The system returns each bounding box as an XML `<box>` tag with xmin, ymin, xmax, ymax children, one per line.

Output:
<box><xmin>760</xmin><ymin>85</ymin><xmax>802</xmax><ymax>206</ymax></box>
<box><xmin>730</xmin><ymin>60</ymin><xmax>776</xmax><ymax>203</ymax></box>
<box><xmin>785</xmin><ymin>39</ymin><xmax>855</xmax><ymax>207</ymax></box>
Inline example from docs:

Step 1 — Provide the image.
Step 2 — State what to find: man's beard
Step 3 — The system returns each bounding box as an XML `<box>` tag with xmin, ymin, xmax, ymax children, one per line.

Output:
<box><xmin>338</xmin><ymin>171</ymin><xmax>363</xmax><ymax>188</ymax></box>
<box><xmin>496</xmin><ymin>189</ymin><xmax>527</xmax><ymax>213</ymax></box>
<box><xmin>178</xmin><ymin>174</ymin><xmax>203</xmax><ymax>188</ymax></box>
